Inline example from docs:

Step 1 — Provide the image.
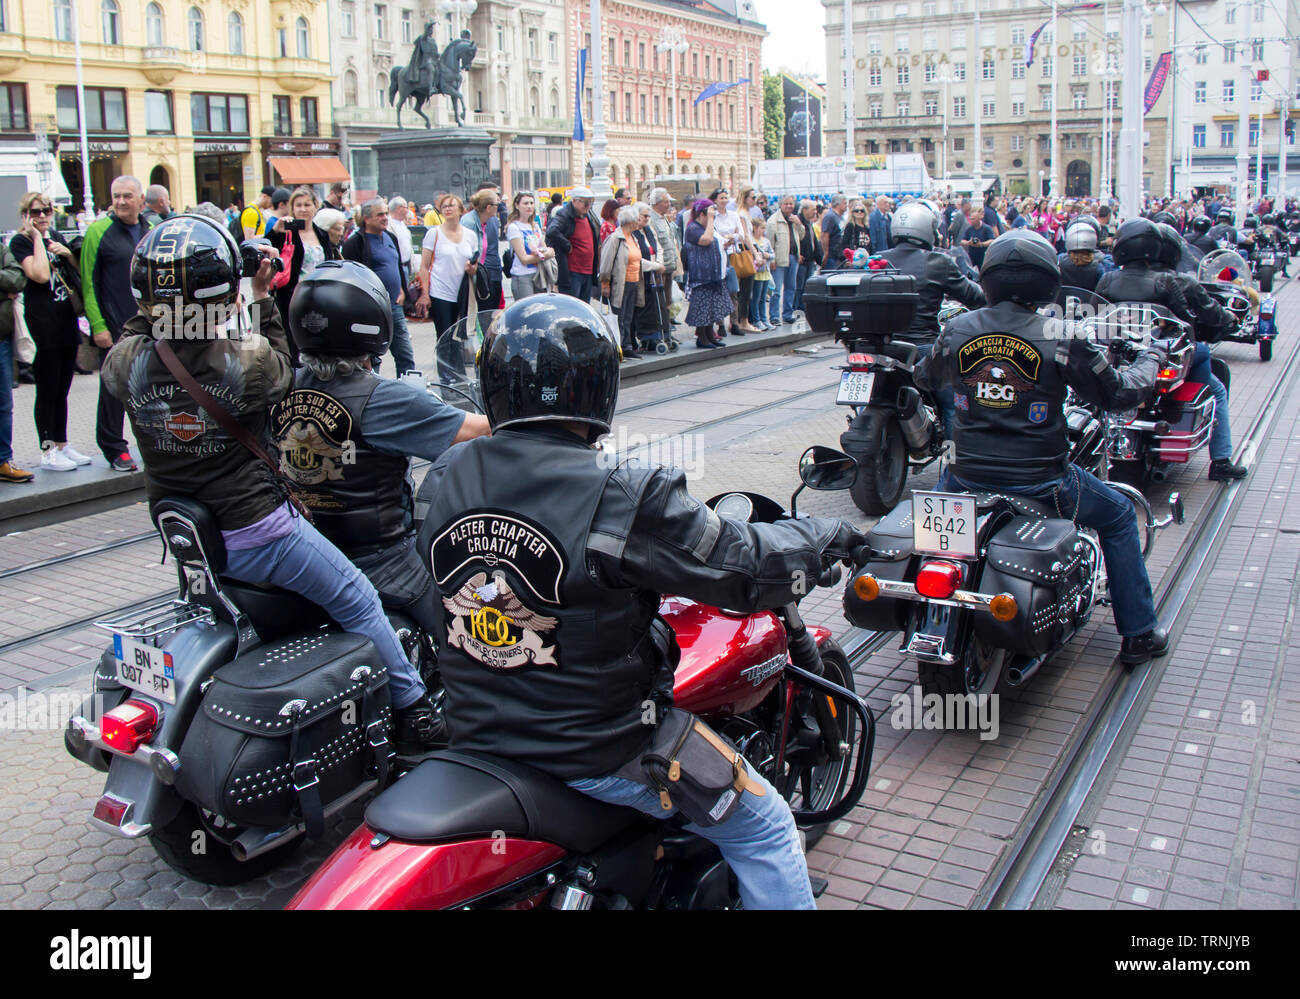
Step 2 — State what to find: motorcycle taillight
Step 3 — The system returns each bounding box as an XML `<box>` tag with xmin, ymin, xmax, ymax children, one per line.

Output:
<box><xmin>100</xmin><ymin>700</ymin><xmax>158</xmax><ymax>755</ymax></box>
<box><xmin>1155</xmin><ymin>367</ymin><xmax>1183</xmax><ymax>393</ymax></box>
<box><xmin>847</xmin><ymin>352</ymin><xmax>874</xmax><ymax>369</ymax></box>
<box><xmin>916</xmin><ymin>561</ymin><xmax>962</xmax><ymax>600</ymax></box>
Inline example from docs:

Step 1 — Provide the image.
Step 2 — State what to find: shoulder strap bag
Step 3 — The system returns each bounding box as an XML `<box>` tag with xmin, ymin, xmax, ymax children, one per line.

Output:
<box><xmin>153</xmin><ymin>339</ymin><xmax>313</xmax><ymax>522</ymax></box>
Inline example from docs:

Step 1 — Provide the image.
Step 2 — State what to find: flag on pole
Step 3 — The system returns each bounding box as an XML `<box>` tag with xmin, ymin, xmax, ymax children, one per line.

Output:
<box><xmin>1025</xmin><ymin>3</ymin><xmax>1102</xmax><ymax>66</ymax></box>
<box><xmin>693</xmin><ymin>78</ymin><xmax>751</xmax><ymax>105</ymax></box>
<box><xmin>572</xmin><ymin>48</ymin><xmax>587</xmax><ymax>142</ymax></box>
<box><xmin>1143</xmin><ymin>51</ymin><xmax>1172</xmax><ymax>115</ymax></box>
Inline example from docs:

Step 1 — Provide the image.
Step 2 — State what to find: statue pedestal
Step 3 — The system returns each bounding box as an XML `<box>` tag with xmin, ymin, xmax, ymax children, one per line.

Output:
<box><xmin>376</xmin><ymin>127</ymin><xmax>494</xmax><ymax>209</ymax></box>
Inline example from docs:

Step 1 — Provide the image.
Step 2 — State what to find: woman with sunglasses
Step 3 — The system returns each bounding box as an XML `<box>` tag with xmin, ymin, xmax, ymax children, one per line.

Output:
<box><xmin>9</xmin><ymin>193</ymin><xmax>90</xmax><ymax>472</ymax></box>
<box><xmin>837</xmin><ymin>199</ymin><xmax>873</xmax><ymax>265</ymax></box>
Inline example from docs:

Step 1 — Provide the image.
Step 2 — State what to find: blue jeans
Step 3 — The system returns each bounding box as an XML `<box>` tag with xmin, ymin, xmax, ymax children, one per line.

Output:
<box><xmin>0</xmin><ymin>338</ymin><xmax>13</xmax><ymax>465</ymax></box>
<box><xmin>937</xmin><ymin>465</ymin><xmax>1158</xmax><ymax>637</ymax></box>
<box><xmin>567</xmin><ymin>768</ymin><xmax>815</xmax><ymax>910</ymax></box>
<box><xmin>390</xmin><ymin>303</ymin><xmax>415</xmax><ymax>377</ymax></box>
<box><xmin>222</xmin><ymin>512</ymin><xmax>425</xmax><ymax>709</ymax></box>
<box><xmin>792</xmin><ymin>261</ymin><xmax>816</xmax><ymax>314</ymax></box>
<box><xmin>771</xmin><ymin>258</ymin><xmax>800</xmax><ymax>321</ymax></box>
<box><xmin>566</xmin><ymin>271</ymin><xmax>593</xmax><ymax>302</ymax></box>
<box><xmin>1189</xmin><ymin>342</ymin><xmax>1231</xmax><ymax>461</ymax></box>
<box><xmin>750</xmin><ymin>279</ymin><xmax>771</xmax><ymax>324</ymax></box>
<box><xmin>913</xmin><ymin>342</ymin><xmax>955</xmax><ymax>439</ymax></box>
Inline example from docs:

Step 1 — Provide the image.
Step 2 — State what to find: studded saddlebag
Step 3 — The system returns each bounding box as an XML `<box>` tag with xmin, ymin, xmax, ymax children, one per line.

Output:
<box><xmin>175</xmin><ymin>630</ymin><xmax>391</xmax><ymax>838</ymax></box>
<box><xmin>843</xmin><ymin>499</ymin><xmax>918</xmax><ymax>633</ymax></box>
<box><xmin>973</xmin><ymin>516</ymin><xmax>1089</xmax><ymax>658</ymax></box>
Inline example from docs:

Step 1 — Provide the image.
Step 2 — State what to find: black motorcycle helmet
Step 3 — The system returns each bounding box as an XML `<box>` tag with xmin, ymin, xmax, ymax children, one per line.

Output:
<box><xmin>1260</xmin><ymin>212</ymin><xmax>1276</xmax><ymax>227</ymax></box>
<box><xmin>1150</xmin><ymin>210</ymin><xmax>1178</xmax><ymax>227</ymax></box>
<box><xmin>130</xmin><ymin>213</ymin><xmax>241</xmax><ymax>313</ymax></box>
<box><xmin>1243</xmin><ymin>214</ymin><xmax>1258</xmax><ymax>230</ymax></box>
<box><xmin>1154</xmin><ymin>223</ymin><xmax>1184</xmax><ymax>269</ymax></box>
<box><xmin>979</xmin><ymin>230</ymin><xmax>1060</xmax><ymax>307</ymax></box>
<box><xmin>1216</xmin><ymin>208</ymin><xmax>1234</xmax><ymax>224</ymax></box>
<box><xmin>287</xmin><ymin>260</ymin><xmax>393</xmax><ymax>357</ymax></box>
<box><xmin>1191</xmin><ymin>215</ymin><xmax>1212</xmax><ymax>234</ymax></box>
<box><xmin>479</xmin><ymin>294</ymin><xmax>620</xmax><ymax>436</ymax></box>
<box><xmin>1111</xmin><ymin>217</ymin><xmax>1163</xmax><ymax>265</ymax></box>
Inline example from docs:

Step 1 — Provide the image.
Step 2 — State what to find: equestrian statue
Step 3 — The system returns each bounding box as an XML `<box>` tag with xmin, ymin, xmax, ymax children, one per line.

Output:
<box><xmin>388</xmin><ymin>23</ymin><xmax>478</xmax><ymax>129</ymax></box>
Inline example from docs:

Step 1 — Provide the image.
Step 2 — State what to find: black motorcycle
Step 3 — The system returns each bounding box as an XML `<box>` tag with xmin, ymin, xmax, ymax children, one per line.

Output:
<box><xmin>801</xmin><ymin>265</ymin><xmax>945</xmax><ymax>515</ymax></box>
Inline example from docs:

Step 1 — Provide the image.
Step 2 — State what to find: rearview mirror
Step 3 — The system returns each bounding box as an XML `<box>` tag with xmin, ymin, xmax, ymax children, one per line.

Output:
<box><xmin>799</xmin><ymin>446</ymin><xmax>857</xmax><ymax>492</ymax></box>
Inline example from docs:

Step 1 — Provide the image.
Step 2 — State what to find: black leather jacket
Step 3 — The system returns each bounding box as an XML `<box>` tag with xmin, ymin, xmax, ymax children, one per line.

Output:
<box><xmin>1095</xmin><ymin>263</ymin><xmax>1195</xmax><ymax>326</ymax></box>
<box><xmin>544</xmin><ymin>201</ymin><xmax>600</xmax><ymax>285</ymax></box>
<box><xmin>417</xmin><ymin>425</ymin><xmax>862</xmax><ymax>781</ymax></box>
<box><xmin>1187</xmin><ymin>231</ymin><xmax>1217</xmax><ymax>256</ymax></box>
<box><xmin>879</xmin><ymin>244</ymin><xmax>986</xmax><ymax>345</ymax></box>
<box><xmin>914</xmin><ymin>301</ymin><xmax>1161</xmax><ymax>485</ymax></box>
<box><xmin>1154</xmin><ymin>265</ymin><xmax>1237</xmax><ymax>344</ymax></box>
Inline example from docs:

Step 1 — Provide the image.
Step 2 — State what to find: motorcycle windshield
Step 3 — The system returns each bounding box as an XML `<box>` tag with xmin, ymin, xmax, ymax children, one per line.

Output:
<box><xmin>1197</xmin><ymin>248</ymin><xmax>1251</xmax><ymax>286</ymax></box>
<box><xmin>431</xmin><ymin>309</ymin><xmax>501</xmax><ymax>414</ymax></box>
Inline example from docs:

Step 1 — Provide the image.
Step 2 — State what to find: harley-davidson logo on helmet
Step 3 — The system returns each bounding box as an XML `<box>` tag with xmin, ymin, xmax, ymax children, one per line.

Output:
<box><xmin>300</xmin><ymin>311</ymin><xmax>330</xmax><ymax>335</ymax></box>
<box><xmin>164</xmin><ymin>412</ymin><xmax>205</xmax><ymax>442</ymax></box>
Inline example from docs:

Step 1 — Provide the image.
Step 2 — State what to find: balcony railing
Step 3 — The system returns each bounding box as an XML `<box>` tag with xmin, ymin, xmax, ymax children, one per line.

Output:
<box><xmin>262</xmin><ymin>120</ymin><xmax>322</xmax><ymax>139</ymax></box>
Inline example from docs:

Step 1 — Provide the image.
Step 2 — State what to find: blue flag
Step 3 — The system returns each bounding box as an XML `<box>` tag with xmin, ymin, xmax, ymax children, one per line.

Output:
<box><xmin>694</xmin><ymin>78</ymin><xmax>750</xmax><ymax>106</ymax></box>
<box><xmin>573</xmin><ymin>48</ymin><xmax>587</xmax><ymax>142</ymax></box>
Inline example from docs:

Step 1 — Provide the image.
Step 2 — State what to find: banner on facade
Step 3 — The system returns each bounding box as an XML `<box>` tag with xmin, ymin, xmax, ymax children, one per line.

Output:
<box><xmin>1144</xmin><ymin>51</ymin><xmax>1172</xmax><ymax>115</ymax></box>
<box><xmin>781</xmin><ymin>74</ymin><xmax>822</xmax><ymax>158</ymax></box>
<box><xmin>1025</xmin><ymin>3</ymin><xmax>1102</xmax><ymax>66</ymax></box>
<box><xmin>573</xmin><ymin>48</ymin><xmax>587</xmax><ymax>143</ymax></box>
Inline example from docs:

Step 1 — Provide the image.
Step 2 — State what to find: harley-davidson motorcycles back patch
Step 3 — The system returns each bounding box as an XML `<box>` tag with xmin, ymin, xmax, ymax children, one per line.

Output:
<box><xmin>431</xmin><ymin>512</ymin><xmax>567</xmax><ymax>671</ymax></box>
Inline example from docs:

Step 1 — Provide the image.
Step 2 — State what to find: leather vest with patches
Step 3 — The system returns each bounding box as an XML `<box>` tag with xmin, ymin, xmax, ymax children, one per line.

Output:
<box><xmin>272</xmin><ymin>368</ymin><xmax>410</xmax><ymax>558</ymax></box>
<box><xmin>1058</xmin><ymin>255</ymin><xmax>1102</xmax><ymax>293</ymax></box>
<box><xmin>419</xmin><ymin>427</ymin><xmax>662</xmax><ymax>781</ymax></box>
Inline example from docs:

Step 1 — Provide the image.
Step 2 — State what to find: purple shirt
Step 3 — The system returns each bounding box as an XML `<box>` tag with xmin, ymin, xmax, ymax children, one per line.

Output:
<box><xmin>221</xmin><ymin>502</ymin><xmax>296</xmax><ymax>550</ymax></box>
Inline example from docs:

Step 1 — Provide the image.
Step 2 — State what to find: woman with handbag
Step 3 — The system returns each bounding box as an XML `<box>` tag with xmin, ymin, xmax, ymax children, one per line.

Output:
<box><xmin>598</xmin><ymin>205</ymin><xmax>660</xmax><ymax>360</ymax></box>
<box><xmin>9</xmin><ymin>192</ymin><xmax>90</xmax><ymax>472</ymax></box>
<box><xmin>505</xmin><ymin>192</ymin><xmax>555</xmax><ymax>302</ymax></box>
<box><xmin>682</xmin><ymin>200</ymin><xmax>730</xmax><ymax>350</ymax></box>
<box><xmin>415</xmin><ymin>195</ymin><xmax>479</xmax><ymax>386</ymax></box>
<box><xmin>267</xmin><ymin>187</ymin><xmax>340</xmax><ymax>353</ymax></box>
<box><xmin>466</xmin><ymin>189</ymin><xmax>504</xmax><ymax>314</ymax></box>
<box><xmin>731</xmin><ymin>185</ymin><xmax>762</xmax><ymax>333</ymax></box>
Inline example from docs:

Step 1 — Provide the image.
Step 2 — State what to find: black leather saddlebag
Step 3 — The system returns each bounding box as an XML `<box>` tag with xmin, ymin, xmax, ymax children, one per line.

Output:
<box><xmin>973</xmin><ymin>516</ymin><xmax>1089</xmax><ymax>657</ymax></box>
<box><xmin>176</xmin><ymin>630</ymin><xmax>391</xmax><ymax>836</ymax></box>
<box><xmin>844</xmin><ymin>499</ymin><xmax>916</xmax><ymax>633</ymax></box>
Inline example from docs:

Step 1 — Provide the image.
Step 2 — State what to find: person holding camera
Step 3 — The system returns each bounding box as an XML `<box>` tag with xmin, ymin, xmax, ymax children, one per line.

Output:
<box><xmin>267</xmin><ymin>185</ymin><xmax>339</xmax><ymax>360</ymax></box>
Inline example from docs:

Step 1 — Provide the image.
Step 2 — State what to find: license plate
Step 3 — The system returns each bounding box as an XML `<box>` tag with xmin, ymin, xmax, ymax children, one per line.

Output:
<box><xmin>837</xmin><ymin>370</ymin><xmax>876</xmax><ymax>405</ymax></box>
<box><xmin>113</xmin><ymin>634</ymin><xmax>177</xmax><ymax>705</ymax></box>
<box><xmin>912</xmin><ymin>491</ymin><xmax>978</xmax><ymax>559</ymax></box>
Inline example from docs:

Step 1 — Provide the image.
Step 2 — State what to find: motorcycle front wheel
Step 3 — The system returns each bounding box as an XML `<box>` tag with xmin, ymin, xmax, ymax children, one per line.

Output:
<box><xmin>149</xmin><ymin>802</ymin><xmax>302</xmax><ymax>886</ymax></box>
<box><xmin>847</xmin><ymin>411</ymin><xmax>907</xmax><ymax>515</ymax></box>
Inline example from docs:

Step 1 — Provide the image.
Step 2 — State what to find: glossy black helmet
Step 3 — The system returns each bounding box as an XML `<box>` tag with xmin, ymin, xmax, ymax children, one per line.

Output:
<box><xmin>1191</xmin><ymin>215</ymin><xmax>1212</xmax><ymax>234</ymax></box>
<box><xmin>1260</xmin><ymin>212</ymin><xmax>1276</xmax><ymax>227</ymax></box>
<box><xmin>979</xmin><ymin>230</ymin><xmax>1060</xmax><ymax>307</ymax></box>
<box><xmin>1216</xmin><ymin>208</ymin><xmax>1234</xmax><ymax>224</ymax></box>
<box><xmin>479</xmin><ymin>294</ymin><xmax>620</xmax><ymax>435</ymax></box>
<box><xmin>1111</xmin><ymin>217</ymin><xmax>1163</xmax><ymax>265</ymax></box>
<box><xmin>1154</xmin><ymin>223</ymin><xmax>1184</xmax><ymax>269</ymax></box>
<box><xmin>1243</xmin><ymin>214</ymin><xmax>1258</xmax><ymax>229</ymax></box>
<box><xmin>1150</xmin><ymin>210</ymin><xmax>1178</xmax><ymax>227</ymax></box>
<box><xmin>130</xmin><ymin>213</ymin><xmax>241</xmax><ymax>313</ymax></box>
<box><xmin>287</xmin><ymin>260</ymin><xmax>393</xmax><ymax>356</ymax></box>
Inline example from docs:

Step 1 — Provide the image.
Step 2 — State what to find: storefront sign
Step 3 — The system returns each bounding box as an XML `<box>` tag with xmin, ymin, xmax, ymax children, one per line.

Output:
<box><xmin>194</xmin><ymin>140</ymin><xmax>250</xmax><ymax>154</ymax></box>
<box><xmin>58</xmin><ymin>139</ymin><xmax>129</xmax><ymax>155</ymax></box>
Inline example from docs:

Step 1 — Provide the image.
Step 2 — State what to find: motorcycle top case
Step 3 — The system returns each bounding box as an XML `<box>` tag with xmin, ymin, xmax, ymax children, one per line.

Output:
<box><xmin>802</xmin><ymin>270</ymin><xmax>918</xmax><ymax>338</ymax></box>
<box><xmin>973</xmin><ymin>516</ymin><xmax>1091</xmax><ymax>657</ymax></box>
<box><xmin>844</xmin><ymin>499</ymin><xmax>917</xmax><ymax>633</ymax></box>
<box><xmin>176</xmin><ymin>630</ymin><xmax>390</xmax><ymax>832</ymax></box>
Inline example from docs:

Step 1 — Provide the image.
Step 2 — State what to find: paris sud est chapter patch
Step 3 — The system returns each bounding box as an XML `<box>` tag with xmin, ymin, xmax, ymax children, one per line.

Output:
<box><xmin>431</xmin><ymin>510</ymin><xmax>567</xmax><ymax>671</ymax></box>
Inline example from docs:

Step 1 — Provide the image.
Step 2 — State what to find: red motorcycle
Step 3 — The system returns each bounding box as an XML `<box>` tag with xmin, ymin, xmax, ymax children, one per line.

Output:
<box><xmin>288</xmin><ymin>448</ymin><xmax>875</xmax><ymax>910</ymax></box>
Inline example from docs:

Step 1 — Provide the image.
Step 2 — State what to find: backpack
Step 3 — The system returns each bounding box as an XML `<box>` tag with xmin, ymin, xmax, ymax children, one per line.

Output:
<box><xmin>229</xmin><ymin>206</ymin><xmax>261</xmax><ymax>245</ymax></box>
<box><xmin>502</xmin><ymin>245</ymin><xmax>515</xmax><ymax>278</ymax></box>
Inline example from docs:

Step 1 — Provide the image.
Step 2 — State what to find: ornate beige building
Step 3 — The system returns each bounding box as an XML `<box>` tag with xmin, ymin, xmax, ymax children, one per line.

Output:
<box><xmin>0</xmin><ymin>0</ymin><xmax>337</xmax><ymax>213</ymax></box>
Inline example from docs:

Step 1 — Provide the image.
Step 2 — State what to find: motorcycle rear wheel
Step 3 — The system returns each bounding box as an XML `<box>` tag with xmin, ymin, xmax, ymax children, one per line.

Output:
<box><xmin>1260</xmin><ymin>339</ymin><xmax>1273</xmax><ymax>362</ymax></box>
<box><xmin>1257</xmin><ymin>266</ymin><xmax>1274</xmax><ymax>293</ymax></box>
<box><xmin>919</xmin><ymin>636</ymin><xmax>1009</xmax><ymax>701</ymax></box>
<box><xmin>149</xmin><ymin>802</ymin><xmax>302</xmax><ymax>886</ymax></box>
<box><xmin>780</xmin><ymin>640</ymin><xmax>857</xmax><ymax>848</ymax></box>
<box><xmin>848</xmin><ymin>412</ymin><xmax>907</xmax><ymax>516</ymax></box>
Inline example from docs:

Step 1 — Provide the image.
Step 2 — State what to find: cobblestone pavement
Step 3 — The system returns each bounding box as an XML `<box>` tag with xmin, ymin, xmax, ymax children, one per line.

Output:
<box><xmin>1</xmin><ymin>285</ymin><xmax>1297</xmax><ymax>909</ymax></box>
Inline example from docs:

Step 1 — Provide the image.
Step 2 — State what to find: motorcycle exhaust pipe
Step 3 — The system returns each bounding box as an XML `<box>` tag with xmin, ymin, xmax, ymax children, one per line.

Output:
<box><xmin>1005</xmin><ymin>656</ymin><xmax>1045</xmax><ymax>687</ymax></box>
<box><xmin>896</xmin><ymin>386</ymin><xmax>934</xmax><ymax>457</ymax></box>
<box><xmin>232</xmin><ymin>824</ymin><xmax>303</xmax><ymax>862</ymax></box>
<box><xmin>1151</xmin><ymin>466</ymin><xmax>1168</xmax><ymax>482</ymax></box>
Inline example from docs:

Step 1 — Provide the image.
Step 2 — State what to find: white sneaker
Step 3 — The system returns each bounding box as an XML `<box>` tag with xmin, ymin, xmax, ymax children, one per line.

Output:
<box><xmin>59</xmin><ymin>444</ymin><xmax>93</xmax><ymax>466</ymax></box>
<box><xmin>41</xmin><ymin>448</ymin><xmax>78</xmax><ymax>472</ymax></box>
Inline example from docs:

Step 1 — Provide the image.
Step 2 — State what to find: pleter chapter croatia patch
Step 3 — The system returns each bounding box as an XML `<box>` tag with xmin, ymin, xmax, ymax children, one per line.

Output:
<box><xmin>430</xmin><ymin>511</ymin><xmax>567</xmax><ymax>671</ymax></box>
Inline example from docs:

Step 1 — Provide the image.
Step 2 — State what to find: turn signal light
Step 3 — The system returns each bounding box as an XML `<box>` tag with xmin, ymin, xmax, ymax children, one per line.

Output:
<box><xmin>100</xmin><ymin>700</ymin><xmax>158</xmax><ymax>755</ymax></box>
<box><xmin>847</xmin><ymin>353</ymin><xmax>874</xmax><ymax>369</ymax></box>
<box><xmin>989</xmin><ymin>593</ymin><xmax>1019</xmax><ymax>622</ymax></box>
<box><xmin>916</xmin><ymin>561</ymin><xmax>962</xmax><ymax>600</ymax></box>
<box><xmin>853</xmin><ymin>574</ymin><xmax>881</xmax><ymax>602</ymax></box>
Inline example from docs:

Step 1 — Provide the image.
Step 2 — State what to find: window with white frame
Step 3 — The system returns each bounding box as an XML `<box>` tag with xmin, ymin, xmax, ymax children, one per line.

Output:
<box><xmin>982</xmin><ymin>59</ymin><xmax>994</xmax><ymax>80</ymax></box>
<box><xmin>870</xmin><ymin>67</ymin><xmax>882</xmax><ymax>86</ymax></box>
<box><xmin>870</xmin><ymin>101</ymin><xmax>883</xmax><ymax>118</ymax></box>
<box><xmin>1221</xmin><ymin>123</ymin><xmax>1234</xmax><ymax>146</ymax></box>
<box><xmin>1223</xmin><ymin>42</ymin><xmax>1235</xmax><ymax>62</ymax></box>
<box><xmin>146</xmin><ymin>3</ymin><xmax>164</xmax><ymax>46</ymax></box>
<box><xmin>1253</xmin><ymin>0</ymin><xmax>1264</xmax><ymax>21</ymax></box>
<box><xmin>1042</xmin><ymin>55</ymin><xmax>1053</xmax><ymax>77</ymax></box>
<box><xmin>923</xmin><ymin>1</ymin><xmax>936</xmax><ymax>14</ymax></box>
<box><xmin>924</xmin><ymin>97</ymin><xmax>938</xmax><ymax>115</ymax></box>
<box><xmin>1012</xmin><ymin>61</ymin><xmax>1025</xmax><ymax>80</ymax></box>
<box><xmin>341</xmin><ymin>2</ymin><xmax>354</xmax><ymax>37</ymax></box>
<box><xmin>401</xmin><ymin>9</ymin><xmax>412</xmax><ymax>44</ymax></box>
<box><xmin>1251</xmin><ymin>79</ymin><xmax>1262</xmax><ymax>102</ymax></box>
<box><xmin>1223</xmin><ymin>79</ymin><xmax>1235</xmax><ymax>102</ymax></box>
<box><xmin>1251</xmin><ymin>38</ymin><xmax>1263</xmax><ymax>61</ymax></box>
<box><xmin>54</xmin><ymin>0</ymin><xmax>72</xmax><ymax>41</ymax></box>
<box><xmin>953</xmin><ymin>95</ymin><xmax>966</xmax><ymax>117</ymax></box>
<box><xmin>897</xmin><ymin>99</ymin><xmax>910</xmax><ymax>116</ymax></box>
<box><xmin>1194</xmin><ymin>44</ymin><xmax>1207</xmax><ymax>64</ymax></box>
<box><xmin>1193</xmin><ymin>124</ymin><xmax>1206</xmax><ymax>147</ymax></box>
<box><xmin>898</xmin><ymin>63</ymin><xmax>910</xmax><ymax>85</ymax></box>
<box><xmin>1073</xmin><ymin>54</ymin><xmax>1086</xmax><ymax>75</ymax></box>
<box><xmin>296</xmin><ymin>16</ymin><xmax>309</xmax><ymax>57</ymax></box>
<box><xmin>1072</xmin><ymin>88</ymin><xmax>1087</xmax><ymax>109</ymax></box>
<box><xmin>1107</xmin><ymin>87</ymin><xmax>1119</xmax><ymax>109</ymax></box>
<box><xmin>1145</xmin><ymin>55</ymin><xmax>1152</xmax><ymax>72</ymax></box>
<box><xmin>868</xmin><ymin>7</ymin><xmax>882</xmax><ymax>21</ymax></box>
<box><xmin>102</xmin><ymin>0</ymin><xmax>120</xmax><ymax>45</ymax></box>
<box><xmin>896</xmin><ymin>32</ymin><xmax>909</xmax><ymax>51</ymax></box>
<box><xmin>925</xmin><ymin>63</ymin><xmax>937</xmax><ymax>82</ymax></box>
<box><xmin>868</xmin><ymin>35</ymin><xmax>881</xmax><ymax>54</ymax></box>
<box><xmin>981</xmin><ymin>97</ymin><xmax>995</xmax><ymax>116</ymax></box>
<box><xmin>1249</xmin><ymin>122</ymin><xmax>1259</xmax><ymax>145</ymax></box>
<box><xmin>1144</xmin><ymin>21</ymin><xmax>1152</xmax><ymax>37</ymax></box>
<box><xmin>1106</xmin><ymin>18</ymin><xmax>1118</xmax><ymax>37</ymax></box>
<box><xmin>1011</xmin><ymin>97</ymin><xmax>1025</xmax><ymax>116</ymax></box>
<box><xmin>1040</xmin><ymin>86</ymin><xmax>1053</xmax><ymax>110</ymax></box>
<box><xmin>1194</xmin><ymin>80</ymin><xmax>1206</xmax><ymax>103</ymax></box>
<box><xmin>1225</xmin><ymin>4</ymin><xmax>1236</xmax><ymax>23</ymax></box>
<box><xmin>374</xmin><ymin>3</ymin><xmax>386</xmax><ymax>40</ymax></box>
<box><xmin>1011</xmin><ymin>134</ymin><xmax>1024</xmax><ymax>151</ymax></box>
<box><xmin>187</xmin><ymin>5</ymin><xmax>204</xmax><ymax>51</ymax></box>
<box><xmin>1011</xmin><ymin>24</ymin><xmax>1025</xmax><ymax>46</ymax></box>
<box><xmin>952</xmin><ymin>61</ymin><xmax>966</xmax><ymax>80</ymax></box>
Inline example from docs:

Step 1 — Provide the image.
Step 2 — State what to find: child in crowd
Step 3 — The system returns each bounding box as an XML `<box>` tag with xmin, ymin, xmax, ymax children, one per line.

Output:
<box><xmin>750</xmin><ymin>218</ymin><xmax>775</xmax><ymax>331</ymax></box>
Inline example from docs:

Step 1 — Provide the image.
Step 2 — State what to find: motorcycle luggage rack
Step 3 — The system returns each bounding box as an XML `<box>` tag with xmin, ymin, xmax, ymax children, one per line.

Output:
<box><xmin>93</xmin><ymin>597</ymin><xmax>214</xmax><ymax>646</ymax></box>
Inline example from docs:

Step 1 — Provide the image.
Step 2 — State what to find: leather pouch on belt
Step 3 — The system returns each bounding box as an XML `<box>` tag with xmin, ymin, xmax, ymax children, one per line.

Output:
<box><xmin>630</xmin><ymin>706</ymin><xmax>766</xmax><ymax>827</ymax></box>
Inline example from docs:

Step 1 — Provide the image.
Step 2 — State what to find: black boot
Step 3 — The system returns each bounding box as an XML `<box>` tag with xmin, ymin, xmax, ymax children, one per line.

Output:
<box><xmin>1208</xmin><ymin>458</ymin><xmax>1248</xmax><ymax>480</ymax></box>
<box><xmin>1120</xmin><ymin>628</ymin><xmax>1170</xmax><ymax>667</ymax></box>
<box><xmin>393</xmin><ymin>693</ymin><xmax>447</xmax><ymax>756</ymax></box>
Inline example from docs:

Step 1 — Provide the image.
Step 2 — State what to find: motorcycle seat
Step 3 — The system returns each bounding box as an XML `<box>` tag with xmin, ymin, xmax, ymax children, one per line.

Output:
<box><xmin>212</xmin><ymin>578</ymin><xmax>333</xmax><ymax>641</ymax></box>
<box><xmin>365</xmin><ymin>749</ymin><xmax>643</xmax><ymax>854</ymax></box>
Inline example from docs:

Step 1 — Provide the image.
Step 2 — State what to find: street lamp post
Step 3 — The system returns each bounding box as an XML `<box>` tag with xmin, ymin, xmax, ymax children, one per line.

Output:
<box><xmin>1118</xmin><ymin>0</ymin><xmax>1145</xmax><ymax>217</ymax></box>
<box><xmin>656</xmin><ymin>27</ymin><xmax>689</xmax><ymax>177</ymax></box>
<box><xmin>842</xmin><ymin>0</ymin><xmax>856</xmax><ymax>194</ymax></box>
<box><xmin>69</xmin><ymin>0</ymin><xmax>94</xmax><ymax>217</ymax></box>
<box><xmin>587</xmin><ymin>0</ymin><xmax>612</xmax><ymax>199</ymax></box>
<box><xmin>938</xmin><ymin>65</ymin><xmax>953</xmax><ymax>185</ymax></box>
<box><xmin>1048</xmin><ymin>0</ymin><xmax>1058</xmax><ymax>199</ymax></box>
<box><xmin>973</xmin><ymin>1</ymin><xmax>982</xmax><ymax>201</ymax></box>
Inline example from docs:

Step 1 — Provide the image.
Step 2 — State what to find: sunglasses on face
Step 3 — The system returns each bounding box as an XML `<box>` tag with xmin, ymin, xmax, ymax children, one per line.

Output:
<box><xmin>28</xmin><ymin>207</ymin><xmax>53</xmax><ymax>217</ymax></box>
